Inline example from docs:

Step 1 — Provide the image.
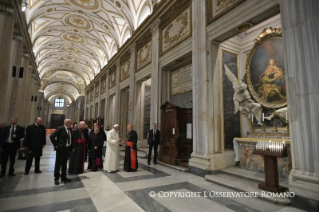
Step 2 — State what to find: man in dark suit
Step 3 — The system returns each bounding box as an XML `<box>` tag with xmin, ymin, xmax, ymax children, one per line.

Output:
<box><xmin>24</xmin><ymin>117</ymin><xmax>46</xmax><ymax>175</ymax></box>
<box><xmin>50</xmin><ymin>119</ymin><xmax>73</xmax><ymax>185</ymax></box>
<box><xmin>0</xmin><ymin>117</ymin><xmax>25</xmax><ymax>177</ymax></box>
<box><xmin>148</xmin><ymin>123</ymin><xmax>160</xmax><ymax>165</ymax></box>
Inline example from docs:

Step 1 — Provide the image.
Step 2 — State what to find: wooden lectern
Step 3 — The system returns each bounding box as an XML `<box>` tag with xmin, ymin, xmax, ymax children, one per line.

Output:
<box><xmin>158</xmin><ymin>102</ymin><xmax>193</xmax><ymax>166</ymax></box>
<box><xmin>253</xmin><ymin>148</ymin><xmax>288</xmax><ymax>192</ymax></box>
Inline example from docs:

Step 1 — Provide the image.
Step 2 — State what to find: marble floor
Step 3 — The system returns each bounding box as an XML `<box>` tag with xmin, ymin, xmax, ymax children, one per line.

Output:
<box><xmin>0</xmin><ymin>137</ymin><xmax>306</xmax><ymax>212</ymax></box>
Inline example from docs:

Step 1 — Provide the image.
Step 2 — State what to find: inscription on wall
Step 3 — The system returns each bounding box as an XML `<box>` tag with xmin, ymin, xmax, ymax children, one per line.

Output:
<box><xmin>172</xmin><ymin>64</ymin><xmax>192</xmax><ymax>95</ymax></box>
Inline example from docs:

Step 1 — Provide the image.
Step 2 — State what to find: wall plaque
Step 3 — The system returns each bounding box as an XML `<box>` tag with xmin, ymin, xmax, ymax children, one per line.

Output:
<box><xmin>171</xmin><ymin>64</ymin><xmax>192</xmax><ymax>95</ymax></box>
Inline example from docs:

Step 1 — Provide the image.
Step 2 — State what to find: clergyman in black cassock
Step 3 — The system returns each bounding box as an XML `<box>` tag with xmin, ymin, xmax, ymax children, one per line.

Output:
<box><xmin>68</xmin><ymin>121</ymin><xmax>89</xmax><ymax>174</ymax></box>
<box><xmin>148</xmin><ymin>123</ymin><xmax>160</xmax><ymax>165</ymax></box>
<box><xmin>50</xmin><ymin>119</ymin><xmax>73</xmax><ymax>185</ymax></box>
<box><xmin>24</xmin><ymin>117</ymin><xmax>46</xmax><ymax>174</ymax></box>
<box><xmin>124</xmin><ymin>124</ymin><xmax>138</xmax><ymax>172</ymax></box>
<box><xmin>87</xmin><ymin>127</ymin><xmax>104</xmax><ymax>171</ymax></box>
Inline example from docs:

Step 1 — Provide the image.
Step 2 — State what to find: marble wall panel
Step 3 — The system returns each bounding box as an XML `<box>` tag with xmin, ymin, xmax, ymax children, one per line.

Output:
<box><xmin>170</xmin><ymin>91</ymin><xmax>192</xmax><ymax>108</ymax></box>
<box><xmin>143</xmin><ymin>85</ymin><xmax>151</xmax><ymax>139</ymax></box>
<box><xmin>223</xmin><ymin>51</ymin><xmax>240</xmax><ymax>149</ymax></box>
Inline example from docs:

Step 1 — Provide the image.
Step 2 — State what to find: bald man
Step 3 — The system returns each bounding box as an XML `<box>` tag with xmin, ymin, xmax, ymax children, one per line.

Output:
<box><xmin>50</xmin><ymin>119</ymin><xmax>73</xmax><ymax>185</ymax></box>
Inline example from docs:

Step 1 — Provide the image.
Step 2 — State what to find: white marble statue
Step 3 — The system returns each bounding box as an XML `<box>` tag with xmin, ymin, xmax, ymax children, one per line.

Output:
<box><xmin>264</xmin><ymin>107</ymin><xmax>288</xmax><ymax>122</ymax></box>
<box><xmin>224</xmin><ymin>65</ymin><xmax>263</xmax><ymax>126</ymax></box>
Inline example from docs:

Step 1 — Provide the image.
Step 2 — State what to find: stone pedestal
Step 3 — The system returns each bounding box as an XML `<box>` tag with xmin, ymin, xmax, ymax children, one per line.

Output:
<box><xmin>0</xmin><ymin>9</ymin><xmax>14</xmax><ymax>123</ymax></box>
<box><xmin>280</xmin><ymin>0</ymin><xmax>319</xmax><ymax>209</ymax></box>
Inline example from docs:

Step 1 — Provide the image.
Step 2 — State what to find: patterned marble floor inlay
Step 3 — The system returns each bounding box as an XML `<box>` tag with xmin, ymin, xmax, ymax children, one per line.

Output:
<box><xmin>0</xmin><ymin>137</ymin><xmax>307</xmax><ymax>212</ymax></box>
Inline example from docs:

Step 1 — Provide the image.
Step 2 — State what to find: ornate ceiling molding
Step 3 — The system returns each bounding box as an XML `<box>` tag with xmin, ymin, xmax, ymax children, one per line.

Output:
<box><xmin>24</xmin><ymin>0</ymin><xmax>156</xmax><ymax>101</ymax></box>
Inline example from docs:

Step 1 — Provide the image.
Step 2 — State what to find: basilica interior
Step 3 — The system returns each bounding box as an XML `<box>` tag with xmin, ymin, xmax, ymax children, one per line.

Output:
<box><xmin>0</xmin><ymin>0</ymin><xmax>318</xmax><ymax>211</ymax></box>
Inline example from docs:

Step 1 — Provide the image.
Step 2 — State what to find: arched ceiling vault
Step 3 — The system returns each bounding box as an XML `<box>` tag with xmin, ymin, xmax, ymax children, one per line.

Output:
<box><xmin>26</xmin><ymin>0</ymin><xmax>157</xmax><ymax>103</ymax></box>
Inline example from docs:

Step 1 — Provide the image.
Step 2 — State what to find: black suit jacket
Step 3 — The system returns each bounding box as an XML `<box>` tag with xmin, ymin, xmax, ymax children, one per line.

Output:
<box><xmin>50</xmin><ymin>126</ymin><xmax>73</xmax><ymax>151</ymax></box>
<box><xmin>24</xmin><ymin>124</ymin><xmax>46</xmax><ymax>157</ymax></box>
<box><xmin>0</xmin><ymin>125</ymin><xmax>25</xmax><ymax>149</ymax></box>
<box><xmin>148</xmin><ymin>129</ymin><xmax>160</xmax><ymax>145</ymax></box>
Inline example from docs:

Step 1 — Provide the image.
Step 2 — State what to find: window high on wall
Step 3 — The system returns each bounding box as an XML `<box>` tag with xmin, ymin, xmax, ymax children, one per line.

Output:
<box><xmin>54</xmin><ymin>98</ymin><xmax>64</xmax><ymax>108</ymax></box>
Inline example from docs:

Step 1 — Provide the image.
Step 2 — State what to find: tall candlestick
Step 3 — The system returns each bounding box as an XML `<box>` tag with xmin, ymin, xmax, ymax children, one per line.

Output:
<box><xmin>252</xmin><ymin>114</ymin><xmax>254</xmax><ymax>122</ymax></box>
<box><xmin>262</xmin><ymin>113</ymin><xmax>264</xmax><ymax>122</ymax></box>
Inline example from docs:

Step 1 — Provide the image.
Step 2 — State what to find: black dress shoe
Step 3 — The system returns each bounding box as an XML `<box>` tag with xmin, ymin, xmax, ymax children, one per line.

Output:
<box><xmin>35</xmin><ymin>170</ymin><xmax>42</xmax><ymax>173</ymax></box>
<box><xmin>8</xmin><ymin>173</ymin><xmax>15</xmax><ymax>176</ymax></box>
<box><xmin>61</xmin><ymin>177</ymin><xmax>71</xmax><ymax>182</ymax></box>
<box><xmin>154</xmin><ymin>162</ymin><xmax>157</xmax><ymax>165</ymax></box>
<box><xmin>147</xmin><ymin>162</ymin><xmax>150</xmax><ymax>165</ymax></box>
<box><xmin>24</xmin><ymin>172</ymin><xmax>29</xmax><ymax>175</ymax></box>
<box><xmin>55</xmin><ymin>180</ymin><xmax>59</xmax><ymax>185</ymax></box>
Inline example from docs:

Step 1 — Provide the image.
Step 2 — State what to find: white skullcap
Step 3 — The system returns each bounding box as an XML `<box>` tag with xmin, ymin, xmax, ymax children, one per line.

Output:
<box><xmin>113</xmin><ymin>124</ymin><xmax>119</xmax><ymax>128</ymax></box>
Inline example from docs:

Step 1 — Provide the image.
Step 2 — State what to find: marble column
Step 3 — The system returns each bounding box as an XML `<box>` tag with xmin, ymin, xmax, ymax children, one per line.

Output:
<box><xmin>280</xmin><ymin>0</ymin><xmax>319</xmax><ymax>205</ymax></box>
<box><xmin>47</xmin><ymin>104</ymin><xmax>53</xmax><ymax>128</ymax></box>
<box><xmin>70</xmin><ymin>102</ymin><xmax>76</xmax><ymax>123</ymax></box>
<box><xmin>188</xmin><ymin>0</ymin><xmax>213</xmax><ymax>176</ymax></box>
<box><xmin>150</xmin><ymin>19</ymin><xmax>161</xmax><ymax>127</ymax></box>
<box><xmin>97</xmin><ymin>78</ymin><xmax>101</xmax><ymax>119</ymax></box>
<box><xmin>23</xmin><ymin>65</ymin><xmax>34</xmax><ymax>126</ymax></box>
<box><xmin>128</xmin><ymin>43</ymin><xmax>136</xmax><ymax>124</ymax></box>
<box><xmin>83</xmin><ymin>92</ymin><xmax>87</xmax><ymax>120</ymax></box>
<box><xmin>104</xmin><ymin>71</ymin><xmax>110</xmax><ymax>126</ymax></box>
<box><xmin>114</xmin><ymin>60</ymin><xmax>121</xmax><ymax>124</ymax></box>
<box><xmin>17</xmin><ymin>53</ymin><xmax>29</xmax><ymax>127</ymax></box>
<box><xmin>0</xmin><ymin>7</ymin><xmax>14</xmax><ymax>123</ymax></box>
<box><xmin>5</xmin><ymin>33</ymin><xmax>23</xmax><ymax>121</ymax></box>
<box><xmin>42</xmin><ymin>101</ymin><xmax>48</xmax><ymax>127</ymax></box>
<box><xmin>30</xmin><ymin>82</ymin><xmax>38</xmax><ymax>123</ymax></box>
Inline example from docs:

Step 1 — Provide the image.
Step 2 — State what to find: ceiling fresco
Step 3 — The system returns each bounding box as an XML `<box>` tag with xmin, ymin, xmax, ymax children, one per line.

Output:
<box><xmin>26</xmin><ymin>0</ymin><xmax>158</xmax><ymax>102</ymax></box>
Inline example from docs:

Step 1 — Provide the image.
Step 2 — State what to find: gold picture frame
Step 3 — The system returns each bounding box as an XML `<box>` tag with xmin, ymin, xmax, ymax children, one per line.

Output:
<box><xmin>246</xmin><ymin>28</ymin><xmax>287</xmax><ymax>109</ymax></box>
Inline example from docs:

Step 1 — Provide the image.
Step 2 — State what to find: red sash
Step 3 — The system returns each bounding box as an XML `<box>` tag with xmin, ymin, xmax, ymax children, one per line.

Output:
<box><xmin>126</xmin><ymin>141</ymin><xmax>136</xmax><ymax>169</ymax></box>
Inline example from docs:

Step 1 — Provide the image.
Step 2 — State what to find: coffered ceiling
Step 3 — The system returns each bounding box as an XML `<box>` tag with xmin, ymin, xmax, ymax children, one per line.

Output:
<box><xmin>25</xmin><ymin>0</ymin><xmax>158</xmax><ymax>103</ymax></box>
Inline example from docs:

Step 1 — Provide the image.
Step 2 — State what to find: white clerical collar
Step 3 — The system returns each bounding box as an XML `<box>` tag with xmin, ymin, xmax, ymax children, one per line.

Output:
<box><xmin>35</xmin><ymin>123</ymin><xmax>38</xmax><ymax>126</ymax></box>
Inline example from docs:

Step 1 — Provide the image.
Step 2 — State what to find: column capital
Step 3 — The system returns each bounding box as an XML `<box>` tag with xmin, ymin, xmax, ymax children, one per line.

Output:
<box><xmin>150</xmin><ymin>18</ymin><xmax>161</xmax><ymax>34</ymax></box>
<box><xmin>0</xmin><ymin>5</ymin><xmax>14</xmax><ymax>17</ymax></box>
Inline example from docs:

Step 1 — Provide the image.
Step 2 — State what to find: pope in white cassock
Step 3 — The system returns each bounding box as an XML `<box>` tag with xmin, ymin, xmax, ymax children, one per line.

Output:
<box><xmin>104</xmin><ymin>124</ymin><xmax>122</xmax><ymax>172</ymax></box>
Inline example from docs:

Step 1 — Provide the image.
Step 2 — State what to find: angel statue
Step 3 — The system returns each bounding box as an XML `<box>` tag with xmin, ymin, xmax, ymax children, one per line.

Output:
<box><xmin>264</xmin><ymin>107</ymin><xmax>288</xmax><ymax>122</ymax></box>
<box><xmin>224</xmin><ymin>65</ymin><xmax>263</xmax><ymax>126</ymax></box>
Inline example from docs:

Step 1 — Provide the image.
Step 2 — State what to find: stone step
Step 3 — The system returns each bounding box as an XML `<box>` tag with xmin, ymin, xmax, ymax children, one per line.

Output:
<box><xmin>220</xmin><ymin>167</ymin><xmax>289</xmax><ymax>188</ymax></box>
<box><xmin>205</xmin><ymin>173</ymin><xmax>290</xmax><ymax>205</ymax></box>
<box><xmin>157</xmin><ymin>161</ymin><xmax>189</xmax><ymax>172</ymax></box>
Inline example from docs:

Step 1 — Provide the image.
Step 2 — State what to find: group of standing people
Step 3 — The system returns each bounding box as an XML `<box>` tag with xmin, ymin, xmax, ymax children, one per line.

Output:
<box><xmin>0</xmin><ymin>117</ymin><xmax>46</xmax><ymax>178</ymax></box>
<box><xmin>0</xmin><ymin>116</ymin><xmax>161</xmax><ymax>185</ymax></box>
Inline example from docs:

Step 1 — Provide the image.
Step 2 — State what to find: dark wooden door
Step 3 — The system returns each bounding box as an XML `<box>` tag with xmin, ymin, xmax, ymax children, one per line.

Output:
<box><xmin>50</xmin><ymin>114</ymin><xmax>65</xmax><ymax>129</ymax></box>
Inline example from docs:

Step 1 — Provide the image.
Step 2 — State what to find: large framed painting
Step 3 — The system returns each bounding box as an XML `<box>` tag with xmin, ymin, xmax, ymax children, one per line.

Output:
<box><xmin>246</xmin><ymin>28</ymin><xmax>287</xmax><ymax>109</ymax></box>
